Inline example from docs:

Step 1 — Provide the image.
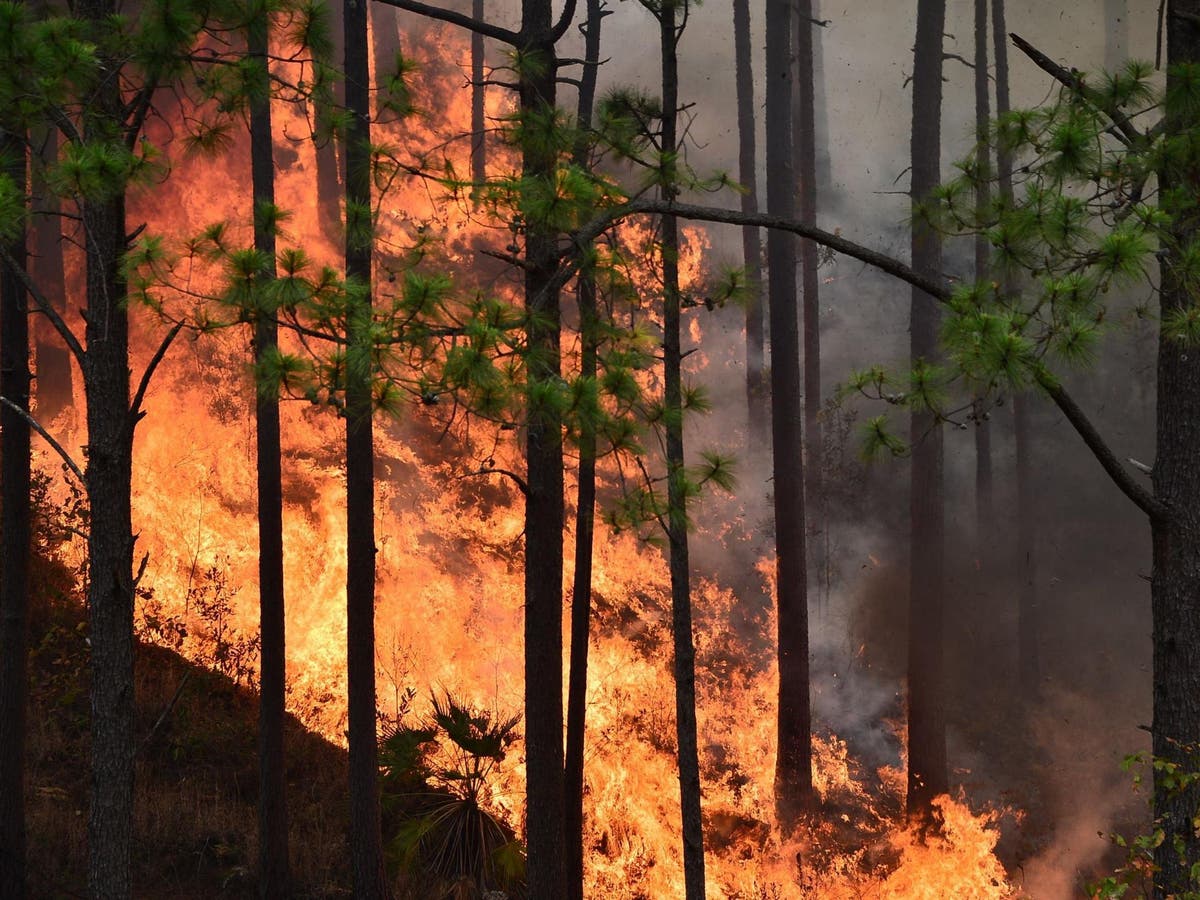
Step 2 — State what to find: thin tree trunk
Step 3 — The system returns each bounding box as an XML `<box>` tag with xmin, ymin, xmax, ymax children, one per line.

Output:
<box><xmin>470</xmin><ymin>0</ymin><xmax>486</xmax><ymax>186</ymax></box>
<box><xmin>30</xmin><ymin>126</ymin><xmax>72</xmax><ymax>421</ymax></box>
<box><xmin>344</xmin><ymin>0</ymin><xmax>389</xmax><ymax>893</ymax></box>
<box><xmin>564</xmin><ymin>2</ymin><xmax>604</xmax><ymax>896</ymax></box>
<box><xmin>317</xmin><ymin>0</ymin><xmax>345</xmax><ymax>244</ymax></box>
<box><xmin>973</xmin><ymin>0</ymin><xmax>994</xmax><ymax>554</ymax></box>
<box><xmin>519</xmin><ymin>3</ymin><xmax>567</xmax><ymax>896</ymax></box>
<box><xmin>0</xmin><ymin>115</ymin><xmax>31</xmax><ymax>900</ymax></box>
<box><xmin>991</xmin><ymin>0</ymin><xmax>1039</xmax><ymax>698</ymax></box>
<box><xmin>766</xmin><ymin>0</ymin><xmax>813</xmax><ymax>833</ymax></box>
<box><xmin>656</xmin><ymin>5</ymin><xmax>705</xmax><ymax>894</ymax></box>
<box><xmin>794</xmin><ymin>0</ymin><xmax>822</xmax><ymax>606</ymax></box>
<box><xmin>906</xmin><ymin>0</ymin><xmax>949</xmax><ymax>820</ymax></box>
<box><xmin>733</xmin><ymin>0</ymin><xmax>765</xmax><ymax>439</ymax></box>
<box><xmin>248</xmin><ymin>9</ymin><xmax>289</xmax><ymax>896</ymax></box>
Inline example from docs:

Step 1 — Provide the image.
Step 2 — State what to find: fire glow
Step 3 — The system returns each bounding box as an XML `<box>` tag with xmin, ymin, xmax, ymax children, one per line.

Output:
<box><xmin>32</xmin><ymin>15</ymin><xmax>1020</xmax><ymax>899</ymax></box>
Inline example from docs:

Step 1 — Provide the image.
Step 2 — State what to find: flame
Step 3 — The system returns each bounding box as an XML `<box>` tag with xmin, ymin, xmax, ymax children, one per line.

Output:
<box><xmin>32</xmin><ymin>18</ymin><xmax>1024</xmax><ymax>898</ymax></box>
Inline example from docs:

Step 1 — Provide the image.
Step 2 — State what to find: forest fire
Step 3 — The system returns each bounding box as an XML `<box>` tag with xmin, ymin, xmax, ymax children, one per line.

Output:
<box><xmin>6</xmin><ymin>0</ymin><xmax>1172</xmax><ymax>898</ymax></box>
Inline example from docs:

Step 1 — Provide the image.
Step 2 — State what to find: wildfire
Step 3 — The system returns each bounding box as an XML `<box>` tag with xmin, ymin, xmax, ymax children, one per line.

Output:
<box><xmin>32</xmin><ymin>15</ymin><xmax>1022</xmax><ymax>899</ymax></box>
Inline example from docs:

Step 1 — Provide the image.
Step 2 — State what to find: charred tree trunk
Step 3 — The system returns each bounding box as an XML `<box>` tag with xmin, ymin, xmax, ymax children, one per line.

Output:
<box><xmin>0</xmin><ymin>116</ymin><xmax>31</xmax><ymax>900</ymax></box>
<box><xmin>794</xmin><ymin>0</ymin><xmax>822</xmax><ymax>604</ymax></box>
<box><xmin>1152</xmin><ymin>4</ymin><xmax>1200</xmax><ymax>893</ymax></box>
<box><xmin>30</xmin><ymin>127</ymin><xmax>72</xmax><ymax>421</ymax></box>
<box><xmin>519</xmin><ymin>3</ymin><xmax>566</xmax><ymax>897</ymax></box>
<box><xmin>344</xmin><ymin>0</ymin><xmax>389</xmax><ymax>894</ymax></box>
<box><xmin>990</xmin><ymin>0</ymin><xmax>1039</xmax><ymax>698</ymax></box>
<box><xmin>564</xmin><ymin>2</ymin><xmax>604</xmax><ymax>896</ymax></box>
<box><xmin>766</xmin><ymin>0</ymin><xmax>813</xmax><ymax>832</ymax></box>
<box><xmin>906</xmin><ymin>0</ymin><xmax>949</xmax><ymax>820</ymax></box>
<box><xmin>733</xmin><ymin>0</ymin><xmax>765</xmax><ymax>439</ymax></box>
<box><xmin>470</xmin><ymin>0</ymin><xmax>486</xmax><ymax>185</ymax></box>
<box><xmin>248</xmin><ymin>9</ymin><xmax>290</xmax><ymax>896</ymax></box>
<box><xmin>972</xmin><ymin>0</ymin><xmax>994</xmax><ymax>554</ymax></box>
<box><xmin>317</xmin><ymin>0</ymin><xmax>345</xmax><ymax>244</ymax></box>
<box><xmin>655</xmin><ymin>5</ymin><xmax>706</xmax><ymax>894</ymax></box>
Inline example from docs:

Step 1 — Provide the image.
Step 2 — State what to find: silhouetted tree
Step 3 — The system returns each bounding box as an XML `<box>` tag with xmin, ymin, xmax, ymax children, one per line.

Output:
<box><xmin>795</xmin><ymin>0</ymin><xmax>823</xmax><ymax>603</ymax></box>
<box><xmin>344</xmin><ymin>0</ymin><xmax>391</xmax><ymax>891</ymax></box>
<box><xmin>0</xmin><ymin>98</ymin><xmax>31</xmax><ymax>900</ymax></box>
<box><xmin>564</xmin><ymin>2</ymin><xmax>606</xmax><ymax>896</ymax></box>
<box><xmin>733</xmin><ymin>0</ymin><xmax>765</xmax><ymax>438</ymax></box>
<box><xmin>766</xmin><ymin>0</ymin><xmax>813</xmax><ymax>831</ymax></box>
<box><xmin>906</xmin><ymin>0</ymin><xmax>949</xmax><ymax>819</ymax></box>
<box><xmin>972</xmin><ymin>0</ymin><xmax>994</xmax><ymax>553</ymax></box>
<box><xmin>247</xmin><ymin>8</ymin><xmax>289</xmax><ymax>894</ymax></box>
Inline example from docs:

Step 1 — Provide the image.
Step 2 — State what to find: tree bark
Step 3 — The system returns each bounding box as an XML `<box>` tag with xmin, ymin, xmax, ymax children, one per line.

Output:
<box><xmin>563</xmin><ymin>2</ymin><xmax>604</xmax><ymax>896</ymax></box>
<box><xmin>990</xmin><ymin>0</ymin><xmax>1040</xmax><ymax>698</ymax></box>
<box><xmin>344</xmin><ymin>0</ymin><xmax>389</xmax><ymax>893</ymax></box>
<box><xmin>973</xmin><ymin>0</ymin><xmax>994</xmax><ymax>555</ymax></box>
<box><xmin>733</xmin><ymin>0</ymin><xmax>765</xmax><ymax>440</ymax></box>
<box><xmin>794</xmin><ymin>0</ymin><xmax>823</xmax><ymax>606</ymax></box>
<box><xmin>766</xmin><ymin>0</ymin><xmax>813</xmax><ymax>833</ymax></box>
<box><xmin>0</xmin><ymin>114</ymin><xmax>31</xmax><ymax>900</ymax></box>
<box><xmin>1151</xmin><ymin>4</ymin><xmax>1200</xmax><ymax>893</ymax></box>
<box><xmin>654</xmin><ymin>5</ymin><xmax>706</xmax><ymax>895</ymax></box>
<box><xmin>248</xmin><ymin>8</ymin><xmax>290</xmax><ymax>895</ymax></box>
<box><xmin>30</xmin><ymin>126</ymin><xmax>72</xmax><ymax>421</ymax></box>
<box><xmin>906</xmin><ymin>0</ymin><xmax>949</xmax><ymax>820</ymax></box>
<box><xmin>470</xmin><ymin>0</ymin><xmax>486</xmax><ymax>186</ymax></box>
<box><xmin>519</xmin><ymin>3</ymin><xmax>567</xmax><ymax>897</ymax></box>
<box><xmin>317</xmin><ymin>0</ymin><xmax>345</xmax><ymax>244</ymax></box>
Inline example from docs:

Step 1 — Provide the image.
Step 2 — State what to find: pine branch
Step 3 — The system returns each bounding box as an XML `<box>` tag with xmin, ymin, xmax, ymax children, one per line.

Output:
<box><xmin>1009</xmin><ymin>32</ymin><xmax>1144</xmax><ymax>145</ymax></box>
<box><xmin>1037</xmin><ymin>374</ymin><xmax>1168</xmax><ymax>521</ymax></box>
<box><xmin>0</xmin><ymin>395</ymin><xmax>84</xmax><ymax>484</ymax></box>
<box><xmin>368</xmin><ymin>0</ymin><xmax>519</xmax><ymax>44</ymax></box>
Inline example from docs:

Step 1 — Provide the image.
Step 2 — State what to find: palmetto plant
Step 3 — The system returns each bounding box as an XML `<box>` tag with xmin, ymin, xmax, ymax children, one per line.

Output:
<box><xmin>379</xmin><ymin>692</ymin><xmax>525</xmax><ymax>899</ymax></box>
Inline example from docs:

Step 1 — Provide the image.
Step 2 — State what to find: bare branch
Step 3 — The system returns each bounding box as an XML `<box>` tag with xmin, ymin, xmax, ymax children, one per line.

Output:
<box><xmin>0</xmin><ymin>395</ymin><xmax>84</xmax><ymax>484</ymax></box>
<box><xmin>0</xmin><ymin>244</ymin><xmax>85</xmax><ymax>365</ymax></box>
<box><xmin>1038</xmin><ymin>375</ymin><xmax>1168</xmax><ymax>521</ymax></box>
<box><xmin>1010</xmin><ymin>32</ymin><xmax>1143</xmax><ymax>145</ymax></box>
<box><xmin>130</xmin><ymin>322</ymin><xmax>184</xmax><ymax>423</ymax></box>
<box><xmin>369</xmin><ymin>0</ymin><xmax>519</xmax><ymax>44</ymax></box>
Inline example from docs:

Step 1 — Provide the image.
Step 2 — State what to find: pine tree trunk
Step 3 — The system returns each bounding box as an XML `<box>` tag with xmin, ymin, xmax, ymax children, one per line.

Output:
<box><xmin>656</xmin><ymin>5</ymin><xmax>706</xmax><ymax>894</ymax></box>
<box><xmin>519</xmin><ymin>3</ymin><xmax>566</xmax><ymax>896</ymax></box>
<box><xmin>906</xmin><ymin>0</ymin><xmax>949</xmax><ymax>820</ymax></box>
<box><xmin>470</xmin><ymin>0</ymin><xmax>486</xmax><ymax>186</ymax></box>
<box><xmin>344</xmin><ymin>0</ymin><xmax>389</xmax><ymax>893</ymax></box>
<box><xmin>733</xmin><ymin>0</ymin><xmax>765</xmax><ymax>439</ymax></box>
<box><xmin>0</xmin><ymin>117</ymin><xmax>31</xmax><ymax>900</ymax></box>
<box><xmin>30</xmin><ymin>126</ymin><xmax>72</xmax><ymax>421</ymax></box>
<box><xmin>317</xmin><ymin>0</ymin><xmax>345</xmax><ymax>244</ymax></box>
<box><xmin>563</xmin><ymin>3</ymin><xmax>604</xmax><ymax>896</ymax></box>
<box><xmin>1152</xmin><ymin>5</ymin><xmax>1200</xmax><ymax>892</ymax></box>
<box><xmin>972</xmin><ymin>0</ymin><xmax>994</xmax><ymax>554</ymax></box>
<box><xmin>990</xmin><ymin>0</ymin><xmax>1040</xmax><ymax>698</ymax></box>
<box><xmin>766</xmin><ymin>0</ymin><xmax>813</xmax><ymax>832</ymax></box>
<box><xmin>248</xmin><ymin>9</ymin><xmax>290</xmax><ymax>895</ymax></box>
<box><xmin>794</xmin><ymin>0</ymin><xmax>822</xmax><ymax>606</ymax></box>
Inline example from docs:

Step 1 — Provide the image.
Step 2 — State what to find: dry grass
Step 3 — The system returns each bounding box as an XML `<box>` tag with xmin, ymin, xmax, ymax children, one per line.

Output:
<box><xmin>24</xmin><ymin>556</ymin><xmax>353</xmax><ymax>898</ymax></box>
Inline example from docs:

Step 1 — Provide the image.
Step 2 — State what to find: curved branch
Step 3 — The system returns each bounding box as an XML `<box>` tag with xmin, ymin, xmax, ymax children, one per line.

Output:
<box><xmin>571</xmin><ymin>196</ymin><xmax>1168</xmax><ymax>523</ymax></box>
<box><xmin>1038</xmin><ymin>374</ymin><xmax>1168</xmax><ymax>521</ymax></box>
<box><xmin>369</xmin><ymin>0</ymin><xmax>520</xmax><ymax>44</ymax></box>
<box><xmin>0</xmin><ymin>395</ymin><xmax>84</xmax><ymax>485</ymax></box>
<box><xmin>130</xmin><ymin>321</ymin><xmax>184</xmax><ymax>423</ymax></box>
<box><xmin>551</xmin><ymin>0</ymin><xmax>579</xmax><ymax>41</ymax></box>
<box><xmin>0</xmin><ymin>244</ymin><xmax>85</xmax><ymax>365</ymax></box>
